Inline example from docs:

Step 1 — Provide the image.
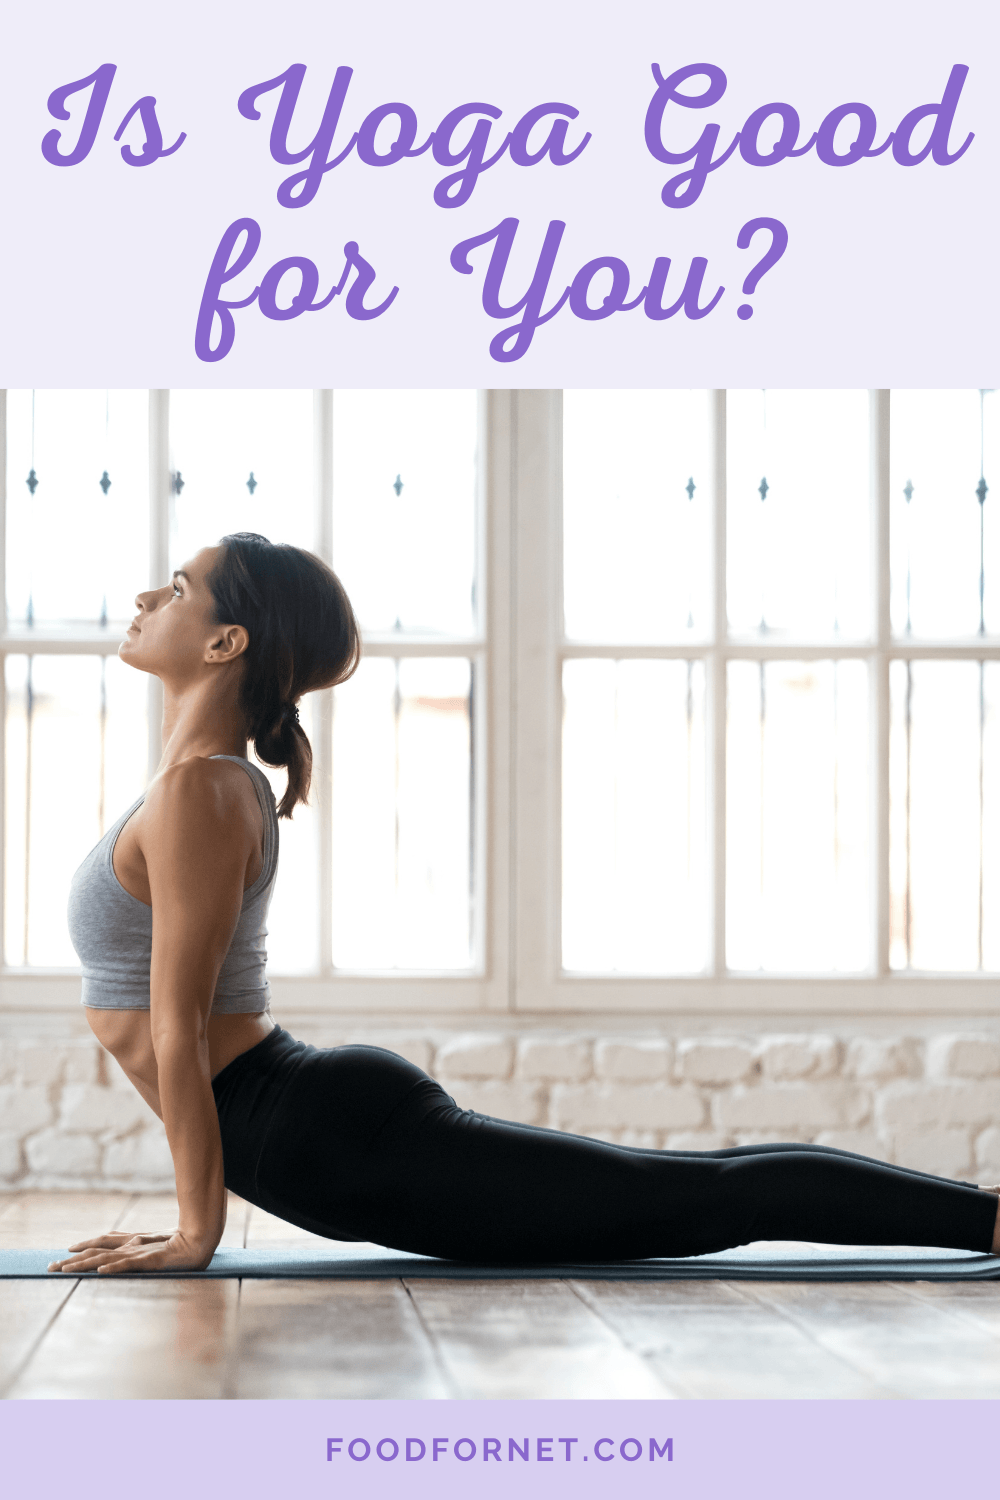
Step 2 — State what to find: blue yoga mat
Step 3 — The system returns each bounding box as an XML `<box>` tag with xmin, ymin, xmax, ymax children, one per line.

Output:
<box><xmin>3</xmin><ymin>1240</ymin><xmax>999</xmax><ymax>1280</ymax></box>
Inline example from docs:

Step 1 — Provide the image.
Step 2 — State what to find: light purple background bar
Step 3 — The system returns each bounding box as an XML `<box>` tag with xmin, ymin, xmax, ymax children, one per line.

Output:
<box><xmin>1</xmin><ymin>1399</ymin><xmax>995</xmax><ymax>1497</ymax></box>
<box><xmin>0</xmin><ymin>0</ymin><xmax>997</xmax><ymax>386</ymax></box>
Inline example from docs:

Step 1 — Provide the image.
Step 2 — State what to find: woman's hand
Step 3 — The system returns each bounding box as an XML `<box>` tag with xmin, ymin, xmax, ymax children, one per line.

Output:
<box><xmin>47</xmin><ymin>1230</ymin><xmax>215</xmax><ymax>1275</ymax></box>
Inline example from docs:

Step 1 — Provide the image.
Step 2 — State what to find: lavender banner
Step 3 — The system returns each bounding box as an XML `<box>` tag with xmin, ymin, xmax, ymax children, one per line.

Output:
<box><xmin>1</xmin><ymin>1398</ymin><xmax>995</xmax><ymax>1495</ymax></box>
<box><xmin>0</xmin><ymin>0</ymin><xmax>996</xmax><ymax>385</ymax></box>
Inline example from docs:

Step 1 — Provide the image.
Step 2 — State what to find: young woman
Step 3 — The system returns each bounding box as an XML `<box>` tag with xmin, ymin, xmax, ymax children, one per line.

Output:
<box><xmin>50</xmin><ymin>534</ymin><xmax>1000</xmax><ymax>1275</ymax></box>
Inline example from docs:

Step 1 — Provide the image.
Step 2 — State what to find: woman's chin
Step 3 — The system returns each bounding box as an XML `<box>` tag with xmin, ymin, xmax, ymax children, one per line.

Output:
<box><xmin>118</xmin><ymin>636</ymin><xmax>148</xmax><ymax>670</ymax></box>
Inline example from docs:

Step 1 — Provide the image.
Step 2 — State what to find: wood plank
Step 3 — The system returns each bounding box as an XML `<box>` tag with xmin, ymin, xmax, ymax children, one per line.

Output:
<box><xmin>896</xmin><ymin>1280</ymin><xmax>1000</xmax><ymax>1343</ymax></box>
<box><xmin>0</xmin><ymin>1281</ymin><xmax>78</xmax><ymax>1396</ymax></box>
<box><xmin>740</xmin><ymin>1280</ymin><xmax>1000</xmax><ymax>1399</ymax></box>
<box><xmin>6</xmin><ymin>1277</ymin><xmax>239</xmax><ymax>1399</ymax></box>
<box><xmin>0</xmin><ymin>1193</ymin><xmax>133</xmax><ymax>1249</ymax></box>
<box><xmin>232</xmin><ymin>1280</ymin><xmax>450</xmax><ymax>1399</ymax></box>
<box><xmin>404</xmin><ymin>1279</ymin><xmax>670</xmax><ymax>1399</ymax></box>
<box><xmin>572</xmin><ymin>1279</ymin><xmax>895</xmax><ymax>1399</ymax></box>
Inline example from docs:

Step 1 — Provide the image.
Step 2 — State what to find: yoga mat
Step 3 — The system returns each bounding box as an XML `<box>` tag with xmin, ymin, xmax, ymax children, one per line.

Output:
<box><xmin>4</xmin><ymin>1240</ymin><xmax>999</xmax><ymax>1280</ymax></box>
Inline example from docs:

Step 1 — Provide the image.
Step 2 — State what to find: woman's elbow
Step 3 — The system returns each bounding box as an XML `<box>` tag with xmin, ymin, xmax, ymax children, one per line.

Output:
<box><xmin>150</xmin><ymin>1021</ymin><xmax>211</xmax><ymax>1068</ymax></box>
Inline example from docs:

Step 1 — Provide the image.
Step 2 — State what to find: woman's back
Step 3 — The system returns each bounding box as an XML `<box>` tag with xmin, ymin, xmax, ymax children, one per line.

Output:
<box><xmin>72</xmin><ymin>755</ymin><xmax>279</xmax><ymax>1109</ymax></box>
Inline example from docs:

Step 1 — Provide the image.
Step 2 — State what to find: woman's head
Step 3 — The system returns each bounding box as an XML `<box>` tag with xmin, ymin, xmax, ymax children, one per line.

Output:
<box><xmin>121</xmin><ymin>534</ymin><xmax>360</xmax><ymax>818</ymax></box>
<box><xmin>204</xmin><ymin>533</ymin><xmax>360</xmax><ymax>816</ymax></box>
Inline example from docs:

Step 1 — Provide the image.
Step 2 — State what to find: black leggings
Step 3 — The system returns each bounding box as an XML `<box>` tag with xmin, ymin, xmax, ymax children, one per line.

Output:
<box><xmin>211</xmin><ymin>1026</ymin><xmax>997</xmax><ymax>1261</ymax></box>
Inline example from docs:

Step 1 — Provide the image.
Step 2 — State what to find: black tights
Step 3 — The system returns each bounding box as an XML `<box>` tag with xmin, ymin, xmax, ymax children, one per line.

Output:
<box><xmin>211</xmin><ymin>1028</ymin><xmax>997</xmax><ymax>1261</ymax></box>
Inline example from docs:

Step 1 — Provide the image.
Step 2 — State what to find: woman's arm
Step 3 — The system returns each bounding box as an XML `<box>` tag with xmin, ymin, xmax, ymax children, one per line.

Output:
<box><xmin>50</xmin><ymin>758</ymin><xmax>259</xmax><ymax>1275</ymax></box>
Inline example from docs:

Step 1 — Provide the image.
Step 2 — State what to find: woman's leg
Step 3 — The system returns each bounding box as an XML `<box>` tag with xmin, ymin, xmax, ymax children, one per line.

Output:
<box><xmin>604</xmin><ymin>1136</ymin><xmax>982</xmax><ymax>1189</ymax></box>
<box><xmin>354</xmin><ymin>1097</ymin><xmax>999</xmax><ymax>1263</ymax></box>
<box><xmin>243</xmin><ymin>1041</ymin><xmax>999</xmax><ymax>1263</ymax></box>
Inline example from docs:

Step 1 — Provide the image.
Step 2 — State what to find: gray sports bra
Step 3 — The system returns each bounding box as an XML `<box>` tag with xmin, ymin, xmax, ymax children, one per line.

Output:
<box><xmin>67</xmin><ymin>755</ymin><xmax>279</xmax><ymax>1014</ymax></box>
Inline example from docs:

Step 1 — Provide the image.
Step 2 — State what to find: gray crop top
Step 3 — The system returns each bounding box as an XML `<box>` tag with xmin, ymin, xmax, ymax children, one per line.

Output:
<box><xmin>67</xmin><ymin>755</ymin><xmax>279</xmax><ymax>1014</ymax></box>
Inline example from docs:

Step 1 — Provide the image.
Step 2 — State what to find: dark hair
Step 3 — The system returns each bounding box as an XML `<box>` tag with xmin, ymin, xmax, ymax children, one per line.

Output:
<box><xmin>206</xmin><ymin>533</ymin><xmax>361</xmax><ymax>818</ymax></box>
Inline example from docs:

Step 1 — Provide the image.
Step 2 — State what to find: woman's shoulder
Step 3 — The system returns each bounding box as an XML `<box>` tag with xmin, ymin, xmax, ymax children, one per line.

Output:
<box><xmin>143</xmin><ymin>756</ymin><xmax>264</xmax><ymax>835</ymax></box>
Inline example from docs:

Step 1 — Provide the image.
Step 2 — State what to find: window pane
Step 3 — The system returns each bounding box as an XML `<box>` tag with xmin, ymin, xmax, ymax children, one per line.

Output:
<box><xmin>248</xmin><ymin>694</ymin><xmax>320</xmax><ymax>977</ymax></box>
<box><xmin>169</xmin><ymin>390</ymin><xmax>315</xmax><ymax>570</ymax></box>
<box><xmin>726</xmin><ymin>660</ymin><xmax>869</xmax><ymax>972</ymax></box>
<box><xmin>6</xmin><ymin>390</ymin><xmax>148</xmax><ymax>624</ymax></box>
<box><xmin>562</xmin><ymin>659</ymin><xmax>708</xmax><ymax>973</ymax></box>
<box><xmin>332</xmin><ymin>391</ymin><xmax>477</xmax><ymax>636</ymax></box>
<box><xmin>889</xmin><ymin>660</ymin><xmax>999</xmax><ymax>971</ymax></box>
<box><xmin>331</xmin><ymin>657</ymin><xmax>473</xmax><ymax>969</ymax></box>
<box><xmin>5</xmin><ymin>654</ymin><xmax>147</xmax><ymax>967</ymax></box>
<box><xmin>890</xmin><ymin>390</ymin><xmax>999</xmax><ymax>638</ymax></box>
<box><xmin>727</xmin><ymin>390</ymin><xmax>870</xmax><ymax>639</ymax></box>
<box><xmin>563</xmin><ymin>391</ymin><xmax>710</xmax><ymax>642</ymax></box>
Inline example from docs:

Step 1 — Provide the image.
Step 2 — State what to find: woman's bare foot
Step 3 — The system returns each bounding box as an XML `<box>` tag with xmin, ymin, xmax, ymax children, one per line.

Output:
<box><xmin>979</xmin><ymin>1185</ymin><xmax>1000</xmax><ymax>1253</ymax></box>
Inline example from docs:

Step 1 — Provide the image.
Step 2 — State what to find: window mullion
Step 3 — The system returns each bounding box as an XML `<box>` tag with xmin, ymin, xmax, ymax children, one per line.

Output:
<box><xmin>709</xmin><ymin>389</ymin><xmax>727</xmax><ymax>979</ymax></box>
<box><xmin>871</xmin><ymin>388</ymin><xmax>891</xmax><ymax>976</ymax></box>
<box><xmin>479</xmin><ymin>389</ymin><xmax>507</xmax><ymax>991</ymax></box>
<box><xmin>512</xmin><ymin>388</ymin><xmax>561</xmax><ymax>1006</ymax></box>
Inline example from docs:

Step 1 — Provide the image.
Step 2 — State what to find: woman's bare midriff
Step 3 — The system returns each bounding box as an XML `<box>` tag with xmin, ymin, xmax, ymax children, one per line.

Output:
<box><xmin>85</xmin><ymin>1007</ymin><xmax>276</xmax><ymax>1118</ymax></box>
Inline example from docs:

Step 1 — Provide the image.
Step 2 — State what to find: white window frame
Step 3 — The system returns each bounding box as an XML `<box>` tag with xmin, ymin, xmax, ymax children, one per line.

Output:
<box><xmin>0</xmin><ymin>389</ymin><xmax>511</xmax><ymax>1018</ymax></box>
<box><xmin>511</xmin><ymin>389</ymin><xmax>1000</xmax><ymax>1017</ymax></box>
<box><xmin>1</xmin><ymin>388</ymin><xmax>998</xmax><ymax>1021</ymax></box>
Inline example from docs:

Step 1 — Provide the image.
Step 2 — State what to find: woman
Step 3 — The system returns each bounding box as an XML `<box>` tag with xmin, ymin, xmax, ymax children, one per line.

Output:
<box><xmin>50</xmin><ymin>533</ymin><xmax>1000</xmax><ymax>1275</ymax></box>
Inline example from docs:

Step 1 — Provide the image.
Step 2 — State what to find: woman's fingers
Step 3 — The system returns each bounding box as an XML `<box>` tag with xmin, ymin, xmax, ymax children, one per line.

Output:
<box><xmin>48</xmin><ymin>1253</ymin><xmax>113</xmax><ymax>1272</ymax></box>
<box><xmin>65</xmin><ymin>1231</ymin><xmax>170</xmax><ymax>1253</ymax></box>
<box><xmin>49</xmin><ymin>1250</ymin><xmax>140</xmax><ymax>1273</ymax></box>
<box><xmin>48</xmin><ymin>1236</ymin><xmax>212</xmax><ymax>1275</ymax></box>
<box><xmin>49</xmin><ymin>1243</ymin><xmax>152</xmax><ymax>1271</ymax></box>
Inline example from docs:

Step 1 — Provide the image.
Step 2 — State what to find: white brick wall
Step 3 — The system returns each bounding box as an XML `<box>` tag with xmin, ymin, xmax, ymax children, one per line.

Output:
<box><xmin>0</xmin><ymin>1025</ymin><xmax>998</xmax><ymax>1190</ymax></box>
<box><xmin>675</xmin><ymin>1039</ymin><xmax>753</xmax><ymax>1084</ymax></box>
<box><xmin>596</xmin><ymin>1039</ymin><xmax>672</xmax><ymax>1081</ymax></box>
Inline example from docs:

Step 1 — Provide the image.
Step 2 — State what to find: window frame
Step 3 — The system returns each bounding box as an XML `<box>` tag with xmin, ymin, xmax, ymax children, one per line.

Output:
<box><xmin>0</xmin><ymin>388</ymin><xmax>511</xmax><ymax>1017</ymax></box>
<box><xmin>1</xmin><ymin>388</ymin><xmax>998</xmax><ymax>1021</ymax></box>
<box><xmin>511</xmin><ymin>388</ymin><xmax>1000</xmax><ymax>1016</ymax></box>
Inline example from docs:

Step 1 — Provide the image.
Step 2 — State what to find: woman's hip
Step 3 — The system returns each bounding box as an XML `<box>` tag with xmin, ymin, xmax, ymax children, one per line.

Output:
<box><xmin>214</xmin><ymin>1028</ymin><xmax>455</xmax><ymax>1235</ymax></box>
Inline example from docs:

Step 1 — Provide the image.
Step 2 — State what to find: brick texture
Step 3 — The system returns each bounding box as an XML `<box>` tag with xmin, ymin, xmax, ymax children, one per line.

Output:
<box><xmin>675</xmin><ymin>1040</ymin><xmax>753</xmax><ymax>1085</ymax></box>
<box><xmin>436</xmin><ymin>1035</ymin><xmax>513</xmax><ymax>1080</ymax></box>
<box><xmin>595</xmin><ymin>1040</ymin><xmax>671</xmax><ymax>1081</ymax></box>
<box><xmin>714</xmin><ymin>1082</ymin><xmax>866</xmax><ymax>1133</ymax></box>
<box><xmin>758</xmin><ymin>1035</ymin><xmax>840</xmax><ymax>1081</ymax></box>
<box><xmin>925</xmin><ymin>1035</ymin><xmax>1000</xmax><ymax>1080</ymax></box>
<box><xmin>518</xmin><ymin>1037</ymin><xmax>592</xmax><ymax>1082</ymax></box>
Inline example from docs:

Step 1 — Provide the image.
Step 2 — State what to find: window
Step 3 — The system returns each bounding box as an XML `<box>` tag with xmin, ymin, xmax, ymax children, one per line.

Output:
<box><xmin>1</xmin><ymin>389</ymin><xmax>492</xmax><ymax>1015</ymax></box>
<box><xmin>2</xmin><ymin>389</ymin><xmax>996</xmax><ymax>1017</ymax></box>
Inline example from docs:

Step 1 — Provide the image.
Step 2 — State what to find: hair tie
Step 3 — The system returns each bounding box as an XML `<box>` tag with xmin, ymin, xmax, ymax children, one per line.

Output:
<box><xmin>281</xmin><ymin>702</ymin><xmax>300</xmax><ymax>726</ymax></box>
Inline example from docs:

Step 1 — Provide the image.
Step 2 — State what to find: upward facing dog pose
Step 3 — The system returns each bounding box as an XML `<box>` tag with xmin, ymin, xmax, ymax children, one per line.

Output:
<box><xmin>50</xmin><ymin>534</ymin><xmax>1000</xmax><ymax>1275</ymax></box>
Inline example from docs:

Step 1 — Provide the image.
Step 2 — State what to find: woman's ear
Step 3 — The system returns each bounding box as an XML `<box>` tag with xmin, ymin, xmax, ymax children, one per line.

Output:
<box><xmin>207</xmin><ymin>624</ymin><xmax>250</xmax><ymax>662</ymax></box>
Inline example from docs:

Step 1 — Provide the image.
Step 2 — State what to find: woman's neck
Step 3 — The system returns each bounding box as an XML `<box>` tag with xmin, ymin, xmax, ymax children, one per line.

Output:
<box><xmin>156</xmin><ymin>682</ymin><xmax>248</xmax><ymax>773</ymax></box>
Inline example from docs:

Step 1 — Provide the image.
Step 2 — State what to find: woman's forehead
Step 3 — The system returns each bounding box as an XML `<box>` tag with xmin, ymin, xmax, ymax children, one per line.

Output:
<box><xmin>182</xmin><ymin>545</ymin><xmax>223</xmax><ymax>581</ymax></box>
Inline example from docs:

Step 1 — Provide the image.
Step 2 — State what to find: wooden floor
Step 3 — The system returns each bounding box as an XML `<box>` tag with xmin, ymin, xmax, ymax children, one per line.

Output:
<box><xmin>2</xmin><ymin>1192</ymin><xmax>999</xmax><ymax>1399</ymax></box>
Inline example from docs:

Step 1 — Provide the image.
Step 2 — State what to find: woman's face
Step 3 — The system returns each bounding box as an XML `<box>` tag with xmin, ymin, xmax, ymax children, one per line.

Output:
<box><xmin>119</xmin><ymin>545</ymin><xmax>232</xmax><ymax>680</ymax></box>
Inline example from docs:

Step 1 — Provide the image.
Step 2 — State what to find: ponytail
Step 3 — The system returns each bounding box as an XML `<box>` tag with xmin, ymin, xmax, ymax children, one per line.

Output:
<box><xmin>206</xmin><ymin>533</ymin><xmax>361</xmax><ymax>817</ymax></box>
